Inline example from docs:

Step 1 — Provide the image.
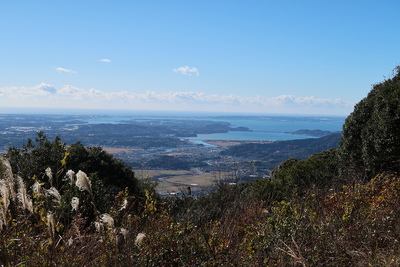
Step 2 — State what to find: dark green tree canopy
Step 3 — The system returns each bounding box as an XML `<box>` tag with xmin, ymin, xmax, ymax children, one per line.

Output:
<box><xmin>6</xmin><ymin>132</ymin><xmax>147</xmax><ymax>206</ymax></box>
<box><xmin>339</xmin><ymin>67</ymin><xmax>400</xmax><ymax>180</ymax></box>
<box><xmin>264</xmin><ymin>148</ymin><xmax>340</xmax><ymax>201</ymax></box>
<box><xmin>66</xmin><ymin>142</ymin><xmax>140</xmax><ymax>195</ymax></box>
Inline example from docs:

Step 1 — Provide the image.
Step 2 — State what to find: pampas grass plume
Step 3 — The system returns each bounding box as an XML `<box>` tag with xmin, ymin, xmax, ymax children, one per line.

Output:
<box><xmin>120</xmin><ymin>228</ymin><xmax>128</xmax><ymax>241</ymax></box>
<box><xmin>0</xmin><ymin>181</ymin><xmax>9</xmax><ymax>229</ymax></box>
<box><xmin>100</xmin><ymin>213</ymin><xmax>114</xmax><ymax>229</ymax></box>
<box><xmin>71</xmin><ymin>197</ymin><xmax>79</xmax><ymax>212</ymax></box>
<box><xmin>16</xmin><ymin>176</ymin><xmax>33</xmax><ymax>212</ymax></box>
<box><xmin>31</xmin><ymin>181</ymin><xmax>43</xmax><ymax>195</ymax></box>
<box><xmin>2</xmin><ymin>159</ymin><xmax>16</xmax><ymax>201</ymax></box>
<box><xmin>64</xmin><ymin>170</ymin><xmax>75</xmax><ymax>185</ymax></box>
<box><xmin>135</xmin><ymin>233</ymin><xmax>145</xmax><ymax>246</ymax></box>
<box><xmin>47</xmin><ymin>187</ymin><xmax>62</xmax><ymax>204</ymax></box>
<box><xmin>119</xmin><ymin>199</ymin><xmax>128</xmax><ymax>211</ymax></box>
<box><xmin>0</xmin><ymin>179</ymin><xmax>10</xmax><ymax>216</ymax></box>
<box><xmin>45</xmin><ymin>167</ymin><xmax>53</xmax><ymax>187</ymax></box>
<box><xmin>75</xmin><ymin>170</ymin><xmax>92</xmax><ymax>195</ymax></box>
<box><xmin>95</xmin><ymin>221</ymin><xmax>104</xmax><ymax>233</ymax></box>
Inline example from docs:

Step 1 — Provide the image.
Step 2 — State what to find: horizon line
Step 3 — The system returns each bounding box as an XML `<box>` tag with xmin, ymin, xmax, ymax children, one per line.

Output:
<box><xmin>0</xmin><ymin>106</ymin><xmax>349</xmax><ymax>117</ymax></box>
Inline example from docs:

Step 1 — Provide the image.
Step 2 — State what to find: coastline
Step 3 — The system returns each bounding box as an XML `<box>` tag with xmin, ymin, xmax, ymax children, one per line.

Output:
<box><xmin>203</xmin><ymin>139</ymin><xmax>271</xmax><ymax>147</ymax></box>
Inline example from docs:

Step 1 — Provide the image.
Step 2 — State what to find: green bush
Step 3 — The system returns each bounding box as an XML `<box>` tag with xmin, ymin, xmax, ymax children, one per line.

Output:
<box><xmin>340</xmin><ymin>66</ymin><xmax>400</xmax><ymax>180</ymax></box>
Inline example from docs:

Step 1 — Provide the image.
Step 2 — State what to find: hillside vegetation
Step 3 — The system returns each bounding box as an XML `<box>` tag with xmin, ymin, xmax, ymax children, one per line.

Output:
<box><xmin>1</xmin><ymin>67</ymin><xmax>400</xmax><ymax>266</ymax></box>
<box><xmin>221</xmin><ymin>133</ymin><xmax>341</xmax><ymax>168</ymax></box>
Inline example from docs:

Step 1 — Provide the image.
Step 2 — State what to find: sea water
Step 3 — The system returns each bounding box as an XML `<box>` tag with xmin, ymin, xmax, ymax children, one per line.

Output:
<box><xmin>81</xmin><ymin>112</ymin><xmax>346</xmax><ymax>143</ymax></box>
<box><xmin>184</xmin><ymin>116</ymin><xmax>345</xmax><ymax>145</ymax></box>
<box><xmin>1</xmin><ymin>108</ymin><xmax>345</xmax><ymax>143</ymax></box>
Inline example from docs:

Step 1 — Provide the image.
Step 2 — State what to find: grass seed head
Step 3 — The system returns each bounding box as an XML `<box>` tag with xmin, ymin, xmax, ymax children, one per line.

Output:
<box><xmin>75</xmin><ymin>170</ymin><xmax>92</xmax><ymax>195</ymax></box>
<box><xmin>0</xmin><ymin>179</ymin><xmax>10</xmax><ymax>216</ymax></box>
<box><xmin>2</xmin><ymin>159</ymin><xmax>16</xmax><ymax>201</ymax></box>
<box><xmin>47</xmin><ymin>187</ymin><xmax>62</xmax><ymax>204</ymax></box>
<box><xmin>71</xmin><ymin>197</ymin><xmax>79</xmax><ymax>212</ymax></box>
<box><xmin>135</xmin><ymin>233</ymin><xmax>146</xmax><ymax>246</ymax></box>
<box><xmin>64</xmin><ymin>170</ymin><xmax>75</xmax><ymax>185</ymax></box>
<box><xmin>17</xmin><ymin>176</ymin><xmax>33</xmax><ymax>212</ymax></box>
<box><xmin>100</xmin><ymin>213</ymin><xmax>114</xmax><ymax>229</ymax></box>
<box><xmin>45</xmin><ymin>167</ymin><xmax>53</xmax><ymax>187</ymax></box>
<box><xmin>31</xmin><ymin>181</ymin><xmax>43</xmax><ymax>195</ymax></box>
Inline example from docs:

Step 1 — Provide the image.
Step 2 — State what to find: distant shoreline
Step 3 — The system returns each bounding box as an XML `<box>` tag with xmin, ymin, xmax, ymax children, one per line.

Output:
<box><xmin>203</xmin><ymin>140</ymin><xmax>271</xmax><ymax>147</ymax></box>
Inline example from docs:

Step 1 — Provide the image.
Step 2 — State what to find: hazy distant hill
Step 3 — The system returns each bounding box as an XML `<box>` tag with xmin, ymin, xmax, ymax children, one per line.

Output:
<box><xmin>220</xmin><ymin>133</ymin><xmax>341</xmax><ymax>166</ymax></box>
<box><xmin>287</xmin><ymin>129</ymin><xmax>338</xmax><ymax>137</ymax></box>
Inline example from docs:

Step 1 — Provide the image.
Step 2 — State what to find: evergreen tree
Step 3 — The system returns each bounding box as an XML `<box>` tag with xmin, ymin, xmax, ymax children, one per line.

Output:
<box><xmin>339</xmin><ymin>66</ymin><xmax>400</xmax><ymax>180</ymax></box>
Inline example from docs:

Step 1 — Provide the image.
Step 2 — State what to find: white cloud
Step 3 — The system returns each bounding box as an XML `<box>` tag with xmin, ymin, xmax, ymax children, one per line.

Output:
<box><xmin>55</xmin><ymin>67</ymin><xmax>77</xmax><ymax>74</ymax></box>
<box><xmin>0</xmin><ymin>84</ymin><xmax>354</xmax><ymax>115</ymax></box>
<box><xmin>172</xmin><ymin>66</ymin><xmax>199</xmax><ymax>76</ymax></box>
<box><xmin>99</xmin><ymin>59</ymin><xmax>111</xmax><ymax>63</ymax></box>
<box><xmin>270</xmin><ymin>95</ymin><xmax>346</xmax><ymax>107</ymax></box>
<box><xmin>58</xmin><ymin>85</ymin><xmax>86</xmax><ymax>100</ymax></box>
<box><xmin>34</xmin><ymin>83</ymin><xmax>57</xmax><ymax>94</ymax></box>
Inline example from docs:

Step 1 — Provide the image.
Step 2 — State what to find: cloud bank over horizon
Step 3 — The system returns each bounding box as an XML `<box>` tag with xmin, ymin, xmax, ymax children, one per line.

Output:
<box><xmin>0</xmin><ymin>83</ymin><xmax>353</xmax><ymax>115</ymax></box>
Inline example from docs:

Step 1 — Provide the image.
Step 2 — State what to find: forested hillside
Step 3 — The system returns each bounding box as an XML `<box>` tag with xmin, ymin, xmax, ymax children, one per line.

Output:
<box><xmin>221</xmin><ymin>133</ymin><xmax>341</xmax><ymax>167</ymax></box>
<box><xmin>1</xmin><ymin>67</ymin><xmax>400</xmax><ymax>266</ymax></box>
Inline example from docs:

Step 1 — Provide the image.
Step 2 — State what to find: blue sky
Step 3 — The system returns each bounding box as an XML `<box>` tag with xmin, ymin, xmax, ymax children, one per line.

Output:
<box><xmin>0</xmin><ymin>1</ymin><xmax>399</xmax><ymax>115</ymax></box>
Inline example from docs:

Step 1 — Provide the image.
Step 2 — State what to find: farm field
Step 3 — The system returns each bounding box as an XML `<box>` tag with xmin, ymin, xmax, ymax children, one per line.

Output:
<box><xmin>135</xmin><ymin>169</ymin><xmax>231</xmax><ymax>193</ymax></box>
<box><xmin>102</xmin><ymin>147</ymin><xmax>140</xmax><ymax>154</ymax></box>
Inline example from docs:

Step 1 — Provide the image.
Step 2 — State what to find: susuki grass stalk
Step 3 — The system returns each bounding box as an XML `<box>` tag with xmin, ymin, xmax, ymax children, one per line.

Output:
<box><xmin>47</xmin><ymin>187</ymin><xmax>62</xmax><ymax>204</ymax></box>
<box><xmin>64</xmin><ymin>170</ymin><xmax>75</xmax><ymax>185</ymax></box>
<box><xmin>0</xmin><ymin>180</ymin><xmax>10</xmax><ymax>229</ymax></box>
<box><xmin>0</xmin><ymin>180</ymin><xmax>10</xmax><ymax>218</ymax></box>
<box><xmin>71</xmin><ymin>197</ymin><xmax>79</xmax><ymax>212</ymax></box>
<box><xmin>16</xmin><ymin>176</ymin><xmax>33</xmax><ymax>213</ymax></box>
<box><xmin>31</xmin><ymin>180</ymin><xmax>42</xmax><ymax>195</ymax></box>
<box><xmin>134</xmin><ymin>232</ymin><xmax>145</xmax><ymax>246</ymax></box>
<box><xmin>47</xmin><ymin>212</ymin><xmax>56</xmax><ymax>244</ymax></box>
<box><xmin>100</xmin><ymin>213</ymin><xmax>114</xmax><ymax>229</ymax></box>
<box><xmin>75</xmin><ymin>170</ymin><xmax>92</xmax><ymax>195</ymax></box>
<box><xmin>45</xmin><ymin>167</ymin><xmax>53</xmax><ymax>187</ymax></box>
<box><xmin>2</xmin><ymin>159</ymin><xmax>16</xmax><ymax>202</ymax></box>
